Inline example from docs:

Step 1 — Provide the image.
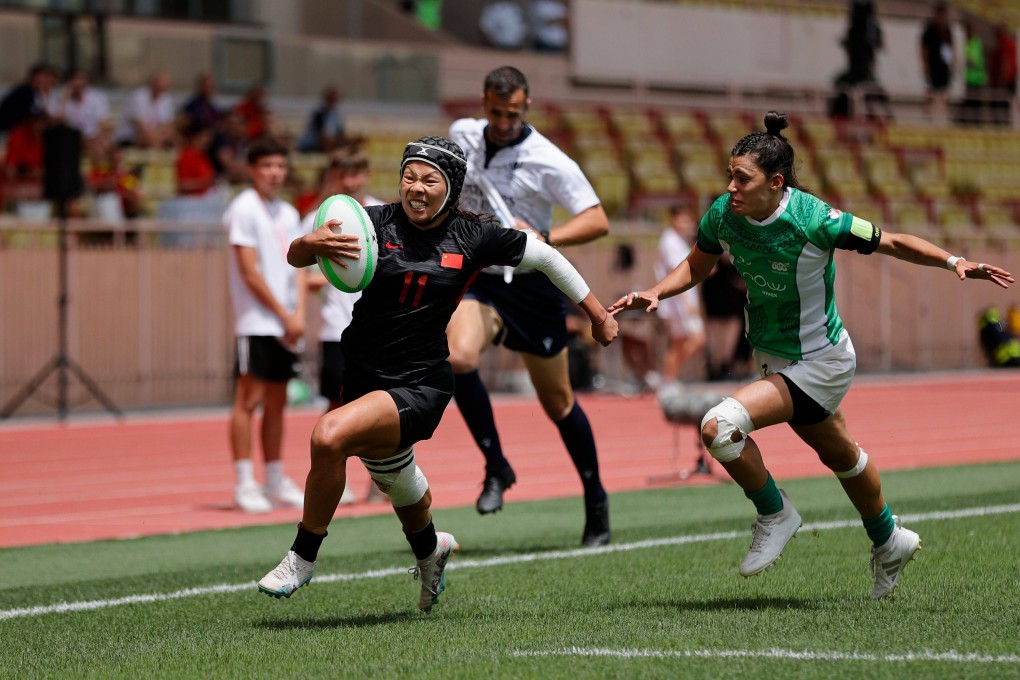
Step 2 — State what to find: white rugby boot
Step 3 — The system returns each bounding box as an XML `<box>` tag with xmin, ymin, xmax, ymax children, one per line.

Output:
<box><xmin>235</xmin><ymin>482</ymin><xmax>272</xmax><ymax>514</ymax></box>
<box><xmin>739</xmin><ymin>489</ymin><xmax>802</xmax><ymax>577</ymax></box>
<box><xmin>870</xmin><ymin>516</ymin><xmax>921</xmax><ymax>600</ymax></box>
<box><xmin>264</xmin><ymin>476</ymin><xmax>305</xmax><ymax>510</ymax></box>
<box><xmin>337</xmin><ymin>485</ymin><xmax>357</xmax><ymax>506</ymax></box>
<box><xmin>258</xmin><ymin>550</ymin><xmax>315</xmax><ymax>599</ymax></box>
<box><xmin>409</xmin><ymin>532</ymin><xmax>459</xmax><ymax>612</ymax></box>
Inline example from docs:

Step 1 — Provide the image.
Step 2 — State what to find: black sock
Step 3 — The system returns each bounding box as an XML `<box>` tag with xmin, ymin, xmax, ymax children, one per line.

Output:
<box><xmin>290</xmin><ymin>523</ymin><xmax>327</xmax><ymax>563</ymax></box>
<box><xmin>555</xmin><ymin>401</ymin><xmax>606</xmax><ymax>504</ymax></box>
<box><xmin>405</xmin><ymin>520</ymin><xmax>438</xmax><ymax>560</ymax></box>
<box><xmin>454</xmin><ymin>370</ymin><xmax>509</xmax><ymax>476</ymax></box>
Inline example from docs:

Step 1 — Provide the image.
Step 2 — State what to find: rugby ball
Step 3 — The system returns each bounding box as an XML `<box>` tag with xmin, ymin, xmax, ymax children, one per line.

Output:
<box><xmin>313</xmin><ymin>194</ymin><xmax>377</xmax><ymax>293</ymax></box>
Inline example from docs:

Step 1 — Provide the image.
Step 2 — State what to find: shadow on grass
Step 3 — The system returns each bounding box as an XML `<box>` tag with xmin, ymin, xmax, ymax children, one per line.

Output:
<box><xmin>621</xmin><ymin>596</ymin><xmax>830</xmax><ymax>612</ymax></box>
<box><xmin>254</xmin><ymin>611</ymin><xmax>422</xmax><ymax>629</ymax></box>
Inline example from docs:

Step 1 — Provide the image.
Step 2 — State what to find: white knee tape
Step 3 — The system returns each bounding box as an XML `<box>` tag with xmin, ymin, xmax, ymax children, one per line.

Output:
<box><xmin>835</xmin><ymin>447</ymin><xmax>869</xmax><ymax>479</ymax></box>
<box><xmin>701</xmin><ymin>397</ymin><xmax>755</xmax><ymax>463</ymax></box>
<box><xmin>361</xmin><ymin>448</ymin><xmax>429</xmax><ymax>507</ymax></box>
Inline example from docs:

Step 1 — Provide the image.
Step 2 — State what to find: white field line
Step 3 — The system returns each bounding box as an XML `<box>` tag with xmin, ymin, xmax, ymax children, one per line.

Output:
<box><xmin>1</xmin><ymin>502</ymin><xmax>1018</xmax><ymax>623</ymax></box>
<box><xmin>513</xmin><ymin>647</ymin><xmax>1020</xmax><ymax>664</ymax></box>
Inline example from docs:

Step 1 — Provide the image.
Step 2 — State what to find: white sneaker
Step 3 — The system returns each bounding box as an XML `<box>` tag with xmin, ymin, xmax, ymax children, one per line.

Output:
<box><xmin>365</xmin><ymin>481</ymin><xmax>387</xmax><ymax>504</ymax></box>
<box><xmin>409</xmin><ymin>531</ymin><xmax>459</xmax><ymax>612</ymax></box>
<box><xmin>338</xmin><ymin>485</ymin><xmax>357</xmax><ymax>506</ymax></box>
<box><xmin>870</xmin><ymin>516</ymin><xmax>921</xmax><ymax>600</ymax></box>
<box><xmin>235</xmin><ymin>483</ymin><xmax>272</xmax><ymax>514</ymax></box>
<box><xmin>264</xmin><ymin>476</ymin><xmax>305</xmax><ymax>510</ymax></box>
<box><xmin>258</xmin><ymin>550</ymin><xmax>315</xmax><ymax>599</ymax></box>
<box><xmin>739</xmin><ymin>489</ymin><xmax>802</xmax><ymax>577</ymax></box>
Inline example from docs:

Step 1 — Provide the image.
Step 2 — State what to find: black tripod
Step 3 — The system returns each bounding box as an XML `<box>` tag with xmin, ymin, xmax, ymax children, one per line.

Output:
<box><xmin>0</xmin><ymin>124</ymin><xmax>121</xmax><ymax>420</ymax></box>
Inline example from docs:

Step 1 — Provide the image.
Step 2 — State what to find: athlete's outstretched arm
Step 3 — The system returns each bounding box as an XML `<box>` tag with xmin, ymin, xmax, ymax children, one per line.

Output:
<box><xmin>608</xmin><ymin>245</ymin><xmax>720</xmax><ymax>315</ymax></box>
<box><xmin>876</xmin><ymin>230</ymin><xmax>1014</xmax><ymax>289</ymax></box>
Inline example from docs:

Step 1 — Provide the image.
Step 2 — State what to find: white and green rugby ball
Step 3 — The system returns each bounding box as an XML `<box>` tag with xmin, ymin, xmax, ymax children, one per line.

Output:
<box><xmin>313</xmin><ymin>194</ymin><xmax>377</xmax><ymax>293</ymax></box>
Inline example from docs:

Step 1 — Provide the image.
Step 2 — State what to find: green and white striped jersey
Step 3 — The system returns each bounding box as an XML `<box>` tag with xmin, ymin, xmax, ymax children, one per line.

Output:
<box><xmin>697</xmin><ymin>188</ymin><xmax>874</xmax><ymax>361</ymax></box>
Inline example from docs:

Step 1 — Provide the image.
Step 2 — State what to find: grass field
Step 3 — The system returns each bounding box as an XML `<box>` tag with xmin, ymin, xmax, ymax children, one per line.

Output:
<box><xmin>3</xmin><ymin>461</ymin><xmax>1020</xmax><ymax>679</ymax></box>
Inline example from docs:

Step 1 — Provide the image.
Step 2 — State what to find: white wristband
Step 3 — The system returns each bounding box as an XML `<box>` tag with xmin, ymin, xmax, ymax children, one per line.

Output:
<box><xmin>946</xmin><ymin>256</ymin><xmax>963</xmax><ymax>270</ymax></box>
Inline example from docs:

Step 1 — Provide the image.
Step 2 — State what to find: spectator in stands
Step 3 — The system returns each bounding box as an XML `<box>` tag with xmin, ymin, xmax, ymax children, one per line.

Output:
<box><xmin>960</xmin><ymin>17</ymin><xmax>989</xmax><ymax>125</ymax></box>
<box><xmin>298</xmin><ymin>85</ymin><xmax>346</xmax><ymax>153</ymax></box>
<box><xmin>87</xmin><ymin>133</ymin><xmax>143</xmax><ymax>220</ymax></box>
<box><xmin>234</xmin><ymin>84</ymin><xmax>272</xmax><ymax>141</ymax></box>
<box><xmin>209</xmin><ymin>110</ymin><xmax>250</xmax><ymax>184</ymax></box>
<box><xmin>181</xmin><ymin>72</ymin><xmax>222</xmax><ymax>132</ymax></box>
<box><xmin>2</xmin><ymin>111</ymin><xmax>46</xmax><ymax>203</ymax></box>
<box><xmin>224</xmin><ymin>136</ymin><xmax>308</xmax><ymax>514</ymax></box>
<box><xmin>654</xmin><ymin>204</ymin><xmax>706</xmax><ymax>388</ymax></box>
<box><xmin>701</xmin><ymin>256</ymin><xmax>750</xmax><ymax>382</ymax></box>
<box><xmin>988</xmin><ymin>22</ymin><xmax>1017</xmax><ymax>125</ymax></box>
<box><xmin>0</xmin><ymin>63</ymin><xmax>56</xmax><ymax>134</ymax></box>
<box><xmin>831</xmin><ymin>0</ymin><xmax>891</xmax><ymax>121</ymax></box>
<box><xmin>116</xmin><ymin>71</ymin><xmax>176</xmax><ymax>148</ymax></box>
<box><xmin>841</xmin><ymin>0</ymin><xmax>882</xmax><ymax>85</ymax></box>
<box><xmin>611</xmin><ymin>241</ymin><xmax>660</xmax><ymax>393</ymax></box>
<box><xmin>176</xmin><ymin>123</ymin><xmax>217</xmax><ymax>196</ymax></box>
<box><xmin>479</xmin><ymin>1</ymin><xmax>528</xmax><ymax>50</ymax></box>
<box><xmin>47</xmin><ymin>70</ymin><xmax>110</xmax><ymax>148</ymax></box>
<box><xmin>920</xmin><ymin>3</ymin><xmax>954</xmax><ymax>125</ymax></box>
<box><xmin>529</xmin><ymin>0</ymin><xmax>569</xmax><ymax>52</ymax></box>
<box><xmin>609</xmin><ymin>110</ymin><xmax>1013</xmax><ymax>600</ymax></box>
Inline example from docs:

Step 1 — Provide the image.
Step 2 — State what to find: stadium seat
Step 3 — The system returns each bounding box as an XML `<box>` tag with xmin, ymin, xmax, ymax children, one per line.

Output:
<box><xmin>937</xmin><ymin>200</ymin><xmax>979</xmax><ymax>246</ymax></box>
<box><xmin>659</xmin><ymin>110</ymin><xmax>705</xmax><ymax>142</ymax></box>
<box><xmin>889</xmin><ymin>201</ymin><xmax>937</xmax><ymax>240</ymax></box>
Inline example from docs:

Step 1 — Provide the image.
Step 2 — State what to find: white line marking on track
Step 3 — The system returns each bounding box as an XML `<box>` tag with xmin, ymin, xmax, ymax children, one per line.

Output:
<box><xmin>2</xmin><ymin>502</ymin><xmax>1018</xmax><ymax>622</ymax></box>
<box><xmin>513</xmin><ymin>647</ymin><xmax>1020</xmax><ymax>664</ymax></box>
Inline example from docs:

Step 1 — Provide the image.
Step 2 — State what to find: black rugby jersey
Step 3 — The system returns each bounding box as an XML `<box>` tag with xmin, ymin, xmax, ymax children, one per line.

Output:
<box><xmin>341</xmin><ymin>203</ymin><xmax>528</xmax><ymax>382</ymax></box>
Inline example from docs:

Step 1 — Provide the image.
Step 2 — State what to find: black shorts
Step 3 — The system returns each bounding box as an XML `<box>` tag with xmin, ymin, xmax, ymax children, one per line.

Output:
<box><xmin>778</xmin><ymin>373</ymin><xmax>831</xmax><ymax>427</ymax></box>
<box><xmin>465</xmin><ymin>272</ymin><xmax>568</xmax><ymax>357</ymax></box>
<box><xmin>341</xmin><ymin>362</ymin><xmax>454</xmax><ymax>451</ymax></box>
<box><xmin>234</xmin><ymin>336</ymin><xmax>300</xmax><ymax>383</ymax></box>
<box><xmin>319</xmin><ymin>341</ymin><xmax>345</xmax><ymax>401</ymax></box>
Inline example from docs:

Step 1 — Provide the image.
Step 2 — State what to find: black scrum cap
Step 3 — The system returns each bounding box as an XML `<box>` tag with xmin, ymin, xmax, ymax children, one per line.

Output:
<box><xmin>401</xmin><ymin>136</ymin><xmax>467</xmax><ymax>215</ymax></box>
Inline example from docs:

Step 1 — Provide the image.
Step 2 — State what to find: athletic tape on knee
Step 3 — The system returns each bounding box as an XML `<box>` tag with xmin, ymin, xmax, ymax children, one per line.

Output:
<box><xmin>701</xmin><ymin>397</ymin><xmax>755</xmax><ymax>463</ymax></box>
<box><xmin>835</xmin><ymin>447</ymin><xmax>869</xmax><ymax>479</ymax></box>
<box><xmin>361</xmin><ymin>448</ymin><xmax>429</xmax><ymax>507</ymax></box>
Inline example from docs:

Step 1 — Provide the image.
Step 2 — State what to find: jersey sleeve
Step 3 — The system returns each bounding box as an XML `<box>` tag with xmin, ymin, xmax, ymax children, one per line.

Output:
<box><xmin>822</xmin><ymin>203</ymin><xmax>882</xmax><ymax>254</ymax></box>
<box><xmin>540</xmin><ymin>151</ymin><xmax>601</xmax><ymax>215</ymax></box>
<box><xmin>473</xmin><ymin>221</ymin><xmax>529</xmax><ymax>267</ymax></box>
<box><xmin>226</xmin><ymin>196</ymin><xmax>258</xmax><ymax>248</ymax></box>
<box><xmin>695</xmin><ymin>197</ymin><xmax>726</xmax><ymax>255</ymax></box>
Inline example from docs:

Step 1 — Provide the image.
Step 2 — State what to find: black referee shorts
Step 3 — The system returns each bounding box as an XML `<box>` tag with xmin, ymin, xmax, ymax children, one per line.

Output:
<box><xmin>464</xmin><ymin>272</ymin><xmax>568</xmax><ymax>358</ymax></box>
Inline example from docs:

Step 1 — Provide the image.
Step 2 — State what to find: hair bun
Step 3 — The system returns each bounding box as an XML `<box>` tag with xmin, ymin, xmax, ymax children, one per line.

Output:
<box><xmin>764</xmin><ymin>111</ymin><xmax>789</xmax><ymax>136</ymax></box>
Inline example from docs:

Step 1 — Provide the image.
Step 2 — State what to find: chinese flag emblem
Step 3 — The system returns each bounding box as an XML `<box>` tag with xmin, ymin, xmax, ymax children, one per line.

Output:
<box><xmin>440</xmin><ymin>253</ymin><xmax>464</xmax><ymax>269</ymax></box>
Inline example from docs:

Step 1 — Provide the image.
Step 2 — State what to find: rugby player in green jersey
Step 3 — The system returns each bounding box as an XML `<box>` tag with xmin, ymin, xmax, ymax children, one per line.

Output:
<box><xmin>610</xmin><ymin>111</ymin><xmax>1013</xmax><ymax>599</ymax></box>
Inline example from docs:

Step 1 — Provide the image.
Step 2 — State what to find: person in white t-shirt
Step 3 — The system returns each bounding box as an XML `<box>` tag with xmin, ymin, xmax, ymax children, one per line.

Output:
<box><xmin>47</xmin><ymin>70</ymin><xmax>110</xmax><ymax>145</ymax></box>
<box><xmin>116</xmin><ymin>71</ymin><xmax>175</xmax><ymax>148</ymax></box>
<box><xmin>655</xmin><ymin>204</ymin><xmax>706</xmax><ymax>386</ymax></box>
<box><xmin>300</xmin><ymin>145</ymin><xmax>385</xmax><ymax>505</ymax></box>
<box><xmin>225</xmin><ymin>136</ymin><xmax>308</xmax><ymax>513</ymax></box>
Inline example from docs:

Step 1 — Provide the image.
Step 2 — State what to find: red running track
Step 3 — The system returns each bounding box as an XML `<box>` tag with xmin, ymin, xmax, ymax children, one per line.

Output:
<box><xmin>0</xmin><ymin>371</ymin><xmax>1017</xmax><ymax>548</ymax></box>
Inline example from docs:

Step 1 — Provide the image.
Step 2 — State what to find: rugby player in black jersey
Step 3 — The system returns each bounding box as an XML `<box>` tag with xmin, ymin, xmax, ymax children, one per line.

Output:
<box><xmin>257</xmin><ymin>136</ymin><xmax>618</xmax><ymax>612</ymax></box>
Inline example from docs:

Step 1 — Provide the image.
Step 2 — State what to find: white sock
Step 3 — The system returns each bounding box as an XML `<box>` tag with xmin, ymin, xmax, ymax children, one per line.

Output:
<box><xmin>265</xmin><ymin>460</ymin><xmax>285</xmax><ymax>488</ymax></box>
<box><xmin>234</xmin><ymin>459</ymin><xmax>256</xmax><ymax>487</ymax></box>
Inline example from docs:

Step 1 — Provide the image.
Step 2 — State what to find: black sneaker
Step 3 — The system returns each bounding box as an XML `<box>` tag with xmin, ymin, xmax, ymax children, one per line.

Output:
<box><xmin>476</xmin><ymin>466</ymin><xmax>516</xmax><ymax>515</ymax></box>
<box><xmin>582</xmin><ymin>497</ymin><xmax>611</xmax><ymax>547</ymax></box>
